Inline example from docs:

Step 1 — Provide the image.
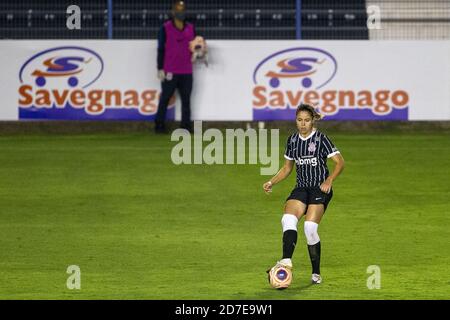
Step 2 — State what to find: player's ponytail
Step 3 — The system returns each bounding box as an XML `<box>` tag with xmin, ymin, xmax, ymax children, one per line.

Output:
<box><xmin>296</xmin><ymin>103</ymin><xmax>323</xmax><ymax>121</ymax></box>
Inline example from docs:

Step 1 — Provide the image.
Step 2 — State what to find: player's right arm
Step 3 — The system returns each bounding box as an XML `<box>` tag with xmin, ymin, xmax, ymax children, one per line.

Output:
<box><xmin>263</xmin><ymin>159</ymin><xmax>294</xmax><ymax>193</ymax></box>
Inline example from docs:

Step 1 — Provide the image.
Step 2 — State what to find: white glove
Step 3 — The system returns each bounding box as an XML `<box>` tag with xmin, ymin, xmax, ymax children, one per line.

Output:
<box><xmin>157</xmin><ymin>70</ymin><xmax>166</xmax><ymax>81</ymax></box>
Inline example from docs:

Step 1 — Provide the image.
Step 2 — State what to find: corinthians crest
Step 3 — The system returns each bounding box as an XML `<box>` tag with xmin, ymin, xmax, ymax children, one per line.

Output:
<box><xmin>308</xmin><ymin>142</ymin><xmax>316</xmax><ymax>153</ymax></box>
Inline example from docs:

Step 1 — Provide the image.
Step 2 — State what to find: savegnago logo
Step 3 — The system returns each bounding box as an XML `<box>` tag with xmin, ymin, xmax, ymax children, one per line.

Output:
<box><xmin>18</xmin><ymin>46</ymin><xmax>174</xmax><ymax>120</ymax></box>
<box><xmin>252</xmin><ymin>47</ymin><xmax>409</xmax><ymax>120</ymax></box>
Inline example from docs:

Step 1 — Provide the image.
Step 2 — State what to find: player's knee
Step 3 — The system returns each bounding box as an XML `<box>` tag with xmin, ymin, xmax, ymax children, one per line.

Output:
<box><xmin>281</xmin><ymin>214</ymin><xmax>298</xmax><ymax>232</ymax></box>
<box><xmin>304</xmin><ymin>221</ymin><xmax>320</xmax><ymax>245</ymax></box>
<box><xmin>284</xmin><ymin>201</ymin><xmax>304</xmax><ymax>218</ymax></box>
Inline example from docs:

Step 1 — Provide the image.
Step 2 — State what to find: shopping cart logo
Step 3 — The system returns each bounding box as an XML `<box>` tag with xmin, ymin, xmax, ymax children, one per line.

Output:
<box><xmin>252</xmin><ymin>46</ymin><xmax>409</xmax><ymax>121</ymax></box>
<box><xmin>19</xmin><ymin>46</ymin><xmax>104</xmax><ymax>89</ymax></box>
<box><xmin>253</xmin><ymin>47</ymin><xmax>337</xmax><ymax>90</ymax></box>
<box><xmin>31</xmin><ymin>56</ymin><xmax>88</xmax><ymax>87</ymax></box>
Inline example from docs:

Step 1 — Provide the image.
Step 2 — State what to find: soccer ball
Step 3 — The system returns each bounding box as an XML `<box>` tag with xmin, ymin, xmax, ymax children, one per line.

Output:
<box><xmin>267</xmin><ymin>265</ymin><xmax>292</xmax><ymax>289</ymax></box>
<box><xmin>189</xmin><ymin>36</ymin><xmax>208</xmax><ymax>66</ymax></box>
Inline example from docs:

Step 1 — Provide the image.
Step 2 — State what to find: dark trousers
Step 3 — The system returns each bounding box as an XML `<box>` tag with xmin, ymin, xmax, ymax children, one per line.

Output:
<box><xmin>155</xmin><ymin>73</ymin><xmax>193</xmax><ymax>129</ymax></box>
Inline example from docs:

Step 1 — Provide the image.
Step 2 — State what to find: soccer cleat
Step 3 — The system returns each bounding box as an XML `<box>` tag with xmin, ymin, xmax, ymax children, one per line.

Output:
<box><xmin>266</xmin><ymin>258</ymin><xmax>293</xmax><ymax>275</ymax></box>
<box><xmin>277</xmin><ymin>258</ymin><xmax>293</xmax><ymax>269</ymax></box>
<box><xmin>311</xmin><ymin>273</ymin><xmax>322</xmax><ymax>284</ymax></box>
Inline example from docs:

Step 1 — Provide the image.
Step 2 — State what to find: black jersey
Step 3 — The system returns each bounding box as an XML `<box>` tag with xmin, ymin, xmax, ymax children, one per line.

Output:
<box><xmin>284</xmin><ymin>130</ymin><xmax>340</xmax><ymax>188</ymax></box>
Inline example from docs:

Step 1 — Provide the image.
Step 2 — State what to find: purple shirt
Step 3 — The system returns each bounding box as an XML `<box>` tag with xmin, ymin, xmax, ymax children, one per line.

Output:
<box><xmin>158</xmin><ymin>20</ymin><xmax>195</xmax><ymax>75</ymax></box>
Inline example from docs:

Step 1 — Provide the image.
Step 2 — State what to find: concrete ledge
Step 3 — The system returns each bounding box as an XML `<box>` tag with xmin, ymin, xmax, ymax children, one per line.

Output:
<box><xmin>0</xmin><ymin>120</ymin><xmax>449</xmax><ymax>135</ymax></box>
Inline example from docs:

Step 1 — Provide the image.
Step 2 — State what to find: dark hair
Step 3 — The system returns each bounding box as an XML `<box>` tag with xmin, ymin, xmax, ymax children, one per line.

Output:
<box><xmin>295</xmin><ymin>103</ymin><xmax>323</xmax><ymax>121</ymax></box>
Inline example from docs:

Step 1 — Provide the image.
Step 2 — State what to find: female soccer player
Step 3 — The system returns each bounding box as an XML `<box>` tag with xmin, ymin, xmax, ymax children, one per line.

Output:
<box><xmin>263</xmin><ymin>103</ymin><xmax>345</xmax><ymax>284</ymax></box>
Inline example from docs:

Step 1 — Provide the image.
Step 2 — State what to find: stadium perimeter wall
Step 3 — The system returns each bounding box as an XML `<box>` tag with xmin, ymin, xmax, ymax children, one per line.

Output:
<box><xmin>1</xmin><ymin>40</ymin><xmax>449</xmax><ymax>123</ymax></box>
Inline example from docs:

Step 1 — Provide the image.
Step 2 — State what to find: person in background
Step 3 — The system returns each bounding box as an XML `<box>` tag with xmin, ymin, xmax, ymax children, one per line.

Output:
<box><xmin>155</xmin><ymin>0</ymin><xmax>196</xmax><ymax>134</ymax></box>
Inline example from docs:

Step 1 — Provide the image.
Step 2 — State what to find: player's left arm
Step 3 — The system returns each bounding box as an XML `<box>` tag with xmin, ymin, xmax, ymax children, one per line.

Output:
<box><xmin>320</xmin><ymin>153</ymin><xmax>345</xmax><ymax>194</ymax></box>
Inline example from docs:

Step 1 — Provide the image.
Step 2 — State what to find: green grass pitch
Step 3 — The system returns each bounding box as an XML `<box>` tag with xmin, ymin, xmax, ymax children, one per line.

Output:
<box><xmin>0</xmin><ymin>129</ymin><xmax>449</xmax><ymax>299</ymax></box>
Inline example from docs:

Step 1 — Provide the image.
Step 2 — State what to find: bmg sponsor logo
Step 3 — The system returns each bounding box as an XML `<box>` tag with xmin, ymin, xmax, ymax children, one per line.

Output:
<box><xmin>252</xmin><ymin>47</ymin><xmax>409</xmax><ymax>120</ymax></box>
<box><xmin>18</xmin><ymin>46</ymin><xmax>173</xmax><ymax>119</ymax></box>
<box><xmin>295</xmin><ymin>157</ymin><xmax>318</xmax><ymax>166</ymax></box>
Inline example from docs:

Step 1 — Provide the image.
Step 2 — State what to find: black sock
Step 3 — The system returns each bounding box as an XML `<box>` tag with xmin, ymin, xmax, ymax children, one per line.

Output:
<box><xmin>307</xmin><ymin>241</ymin><xmax>321</xmax><ymax>274</ymax></box>
<box><xmin>282</xmin><ymin>230</ymin><xmax>297</xmax><ymax>259</ymax></box>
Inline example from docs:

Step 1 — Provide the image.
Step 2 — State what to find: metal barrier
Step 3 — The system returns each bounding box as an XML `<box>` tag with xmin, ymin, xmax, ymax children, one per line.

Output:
<box><xmin>0</xmin><ymin>0</ymin><xmax>448</xmax><ymax>40</ymax></box>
